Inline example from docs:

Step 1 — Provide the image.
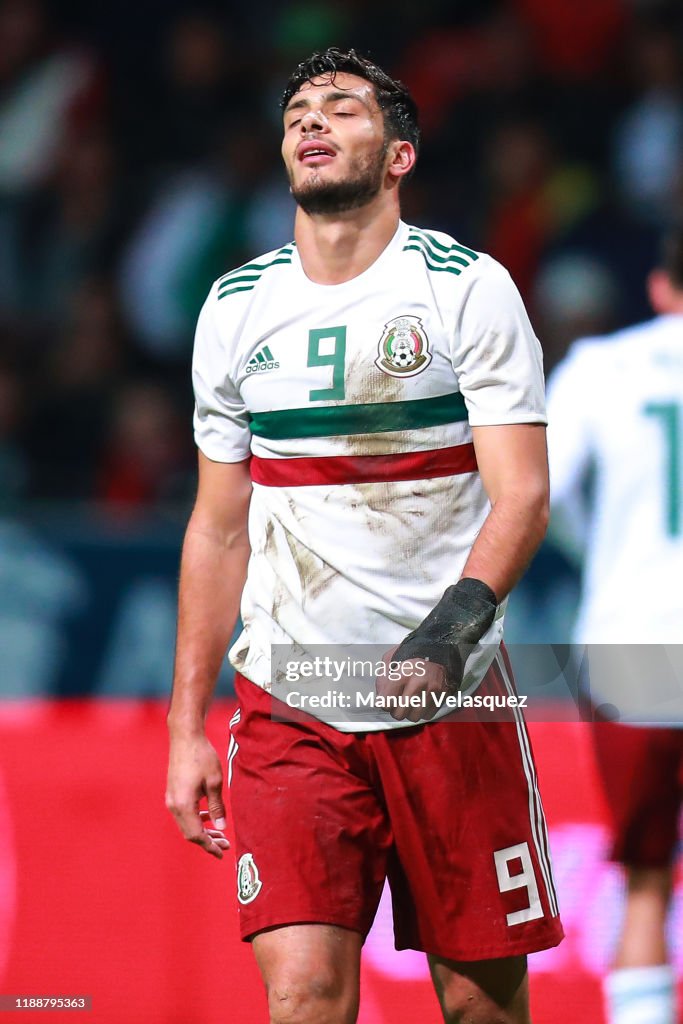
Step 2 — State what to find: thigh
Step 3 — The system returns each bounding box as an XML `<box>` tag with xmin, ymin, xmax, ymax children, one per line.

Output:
<box><xmin>229</xmin><ymin>675</ymin><xmax>391</xmax><ymax>941</ymax></box>
<box><xmin>371</xmin><ymin>651</ymin><xmax>563</xmax><ymax>961</ymax></box>
<box><xmin>428</xmin><ymin>954</ymin><xmax>530</xmax><ymax>1024</ymax></box>
<box><xmin>592</xmin><ymin>721</ymin><xmax>683</xmax><ymax>866</ymax></box>
<box><xmin>253</xmin><ymin>924</ymin><xmax>362</xmax><ymax>1024</ymax></box>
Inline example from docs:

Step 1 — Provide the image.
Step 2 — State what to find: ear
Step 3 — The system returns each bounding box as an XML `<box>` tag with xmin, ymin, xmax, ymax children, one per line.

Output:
<box><xmin>386</xmin><ymin>140</ymin><xmax>416</xmax><ymax>184</ymax></box>
<box><xmin>647</xmin><ymin>269</ymin><xmax>673</xmax><ymax>314</ymax></box>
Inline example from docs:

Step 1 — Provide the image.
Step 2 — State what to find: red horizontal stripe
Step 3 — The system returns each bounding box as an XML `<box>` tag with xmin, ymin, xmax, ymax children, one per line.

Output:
<box><xmin>250</xmin><ymin>443</ymin><xmax>477</xmax><ymax>487</ymax></box>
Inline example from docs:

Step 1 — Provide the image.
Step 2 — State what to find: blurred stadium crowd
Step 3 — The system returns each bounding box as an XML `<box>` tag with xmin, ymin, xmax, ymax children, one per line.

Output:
<box><xmin>1</xmin><ymin>0</ymin><xmax>682</xmax><ymax>511</ymax></box>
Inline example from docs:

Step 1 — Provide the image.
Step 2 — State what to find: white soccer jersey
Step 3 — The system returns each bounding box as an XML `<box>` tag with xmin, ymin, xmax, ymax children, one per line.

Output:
<box><xmin>547</xmin><ymin>314</ymin><xmax>683</xmax><ymax>644</ymax></box>
<box><xmin>193</xmin><ymin>220</ymin><xmax>546</xmax><ymax>730</ymax></box>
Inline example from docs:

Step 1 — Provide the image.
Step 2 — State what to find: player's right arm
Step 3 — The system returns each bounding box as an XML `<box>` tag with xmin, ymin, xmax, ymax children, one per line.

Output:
<box><xmin>165</xmin><ymin>451</ymin><xmax>251</xmax><ymax>858</ymax></box>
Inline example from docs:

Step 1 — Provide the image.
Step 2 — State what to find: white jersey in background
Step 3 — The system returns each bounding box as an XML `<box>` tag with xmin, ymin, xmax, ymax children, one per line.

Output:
<box><xmin>547</xmin><ymin>314</ymin><xmax>683</xmax><ymax>644</ymax></box>
<box><xmin>193</xmin><ymin>220</ymin><xmax>546</xmax><ymax>728</ymax></box>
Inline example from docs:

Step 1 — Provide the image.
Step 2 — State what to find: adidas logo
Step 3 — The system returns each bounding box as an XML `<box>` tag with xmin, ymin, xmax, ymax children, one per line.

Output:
<box><xmin>246</xmin><ymin>344</ymin><xmax>279</xmax><ymax>374</ymax></box>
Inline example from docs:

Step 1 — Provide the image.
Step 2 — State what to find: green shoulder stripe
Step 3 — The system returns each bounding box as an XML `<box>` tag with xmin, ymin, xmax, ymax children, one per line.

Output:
<box><xmin>403</xmin><ymin>244</ymin><xmax>463</xmax><ymax>276</ymax></box>
<box><xmin>407</xmin><ymin>234</ymin><xmax>470</xmax><ymax>268</ymax></box>
<box><xmin>217</xmin><ymin>244</ymin><xmax>295</xmax><ymax>300</ymax></box>
<box><xmin>216</xmin><ymin>285</ymin><xmax>256</xmax><ymax>299</ymax></box>
<box><xmin>218</xmin><ymin>244</ymin><xmax>294</xmax><ymax>284</ymax></box>
<box><xmin>404</xmin><ymin>227</ymin><xmax>482</xmax><ymax>276</ymax></box>
<box><xmin>218</xmin><ymin>273</ymin><xmax>262</xmax><ymax>288</ymax></box>
<box><xmin>413</xmin><ymin>228</ymin><xmax>479</xmax><ymax>262</ymax></box>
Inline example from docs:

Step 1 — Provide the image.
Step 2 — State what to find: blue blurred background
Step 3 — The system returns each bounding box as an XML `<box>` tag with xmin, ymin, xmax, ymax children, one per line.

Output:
<box><xmin>3</xmin><ymin>0</ymin><xmax>683</xmax><ymax>695</ymax></box>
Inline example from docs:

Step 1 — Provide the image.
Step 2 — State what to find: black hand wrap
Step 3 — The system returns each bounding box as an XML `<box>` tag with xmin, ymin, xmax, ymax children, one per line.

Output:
<box><xmin>392</xmin><ymin>578</ymin><xmax>498</xmax><ymax>694</ymax></box>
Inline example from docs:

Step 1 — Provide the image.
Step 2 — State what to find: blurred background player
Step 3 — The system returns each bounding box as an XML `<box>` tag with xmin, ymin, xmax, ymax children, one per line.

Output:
<box><xmin>546</xmin><ymin>227</ymin><xmax>683</xmax><ymax>1024</ymax></box>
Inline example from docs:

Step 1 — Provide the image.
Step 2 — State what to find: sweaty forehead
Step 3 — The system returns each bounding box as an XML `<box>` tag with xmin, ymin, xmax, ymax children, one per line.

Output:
<box><xmin>287</xmin><ymin>73</ymin><xmax>378</xmax><ymax>108</ymax></box>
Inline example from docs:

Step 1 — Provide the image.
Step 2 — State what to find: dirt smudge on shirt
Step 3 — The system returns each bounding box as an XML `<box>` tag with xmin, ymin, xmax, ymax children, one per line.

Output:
<box><xmin>263</xmin><ymin>516</ymin><xmax>290</xmax><ymax>621</ymax></box>
<box><xmin>285</xmin><ymin>531</ymin><xmax>336</xmax><ymax>606</ymax></box>
<box><xmin>282</xmin><ymin>496</ymin><xmax>336</xmax><ymax>606</ymax></box>
<box><xmin>336</xmin><ymin>349</ymin><xmax>407</xmax><ymax>457</ymax></box>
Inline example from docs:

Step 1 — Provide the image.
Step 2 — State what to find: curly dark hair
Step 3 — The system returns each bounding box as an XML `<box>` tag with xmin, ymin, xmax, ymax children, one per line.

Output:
<box><xmin>281</xmin><ymin>47</ymin><xmax>420</xmax><ymax>161</ymax></box>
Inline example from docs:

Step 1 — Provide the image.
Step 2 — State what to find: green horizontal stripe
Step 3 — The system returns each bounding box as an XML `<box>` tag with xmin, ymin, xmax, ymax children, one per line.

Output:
<box><xmin>217</xmin><ymin>252</ymin><xmax>294</xmax><ymax>288</ymax></box>
<box><xmin>218</xmin><ymin>285</ymin><xmax>256</xmax><ymax>300</ymax></box>
<box><xmin>220</xmin><ymin>246</ymin><xmax>294</xmax><ymax>276</ymax></box>
<box><xmin>403</xmin><ymin>245</ymin><xmax>463</xmax><ymax>275</ymax></box>
<box><xmin>414</xmin><ymin>229</ymin><xmax>479</xmax><ymax>262</ymax></box>
<box><xmin>249</xmin><ymin>391</ymin><xmax>468</xmax><ymax>439</ymax></box>
<box><xmin>411</xmin><ymin>229</ymin><xmax>454</xmax><ymax>256</ymax></box>
<box><xmin>218</xmin><ymin>273</ymin><xmax>262</xmax><ymax>289</ymax></box>
<box><xmin>218</xmin><ymin>259</ymin><xmax>292</xmax><ymax>292</ymax></box>
<box><xmin>407</xmin><ymin>235</ymin><xmax>469</xmax><ymax>267</ymax></box>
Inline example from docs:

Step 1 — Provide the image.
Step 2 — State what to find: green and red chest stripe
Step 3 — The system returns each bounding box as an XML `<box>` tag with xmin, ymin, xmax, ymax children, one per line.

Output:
<box><xmin>247</xmin><ymin>390</ymin><xmax>476</xmax><ymax>486</ymax></box>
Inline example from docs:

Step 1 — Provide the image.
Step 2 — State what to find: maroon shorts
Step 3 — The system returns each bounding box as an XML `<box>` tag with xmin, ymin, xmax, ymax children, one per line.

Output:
<box><xmin>227</xmin><ymin>651</ymin><xmax>563</xmax><ymax>961</ymax></box>
<box><xmin>592</xmin><ymin>721</ymin><xmax>683</xmax><ymax>867</ymax></box>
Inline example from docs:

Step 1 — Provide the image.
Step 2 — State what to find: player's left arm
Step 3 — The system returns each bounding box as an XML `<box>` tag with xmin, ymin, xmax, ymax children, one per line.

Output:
<box><xmin>388</xmin><ymin>256</ymin><xmax>548</xmax><ymax>714</ymax></box>
<box><xmin>461</xmin><ymin>421</ymin><xmax>549</xmax><ymax>600</ymax></box>
<box><xmin>450</xmin><ymin>254</ymin><xmax>550</xmax><ymax>601</ymax></box>
<box><xmin>387</xmin><ymin>424</ymin><xmax>548</xmax><ymax>718</ymax></box>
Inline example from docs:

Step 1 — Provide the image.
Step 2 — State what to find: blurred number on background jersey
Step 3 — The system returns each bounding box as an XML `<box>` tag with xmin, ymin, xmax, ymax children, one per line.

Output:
<box><xmin>307</xmin><ymin>326</ymin><xmax>347</xmax><ymax>401</ymax></box>
<box><xmin>644</xmin><ymin>401</ymin><xmax>681</xmax><ymax>537</ymax></box>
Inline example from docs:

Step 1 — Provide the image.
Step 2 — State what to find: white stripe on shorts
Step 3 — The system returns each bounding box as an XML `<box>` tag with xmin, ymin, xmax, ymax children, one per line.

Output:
<box><xmin>227</xmin><ymin>706</ymin><xmax>241</xmax><ymax>786</ymax></box>
<box><xmin>498</xmin><ymin>653</ymin><xmax>560</xmax><ymax>918</ymax></box>
<box><xmin>227</xmin><ymin>734</ymin><xmax>239</xmax><ymax>787</ymax></box>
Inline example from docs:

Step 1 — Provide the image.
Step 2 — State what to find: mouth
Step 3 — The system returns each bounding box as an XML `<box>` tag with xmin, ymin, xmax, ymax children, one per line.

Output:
<box><xmin>297</xmin><ymin>141</ymin><xmax>337</xmax><ymax>166</ymax></box>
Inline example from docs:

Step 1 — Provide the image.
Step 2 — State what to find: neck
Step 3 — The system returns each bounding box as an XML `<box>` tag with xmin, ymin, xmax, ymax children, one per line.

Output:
<box><xmin>294</xmin><ymin>194</ymin><xmax>401</xmax><ymax>285</ymax></box>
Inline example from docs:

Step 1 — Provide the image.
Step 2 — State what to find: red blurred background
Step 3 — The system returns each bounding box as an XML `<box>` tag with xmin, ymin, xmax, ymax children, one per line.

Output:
<box><xmin>2</xmin><ymin>702</ymin><xmax>680</xmax><ymax>1023</ymax></box>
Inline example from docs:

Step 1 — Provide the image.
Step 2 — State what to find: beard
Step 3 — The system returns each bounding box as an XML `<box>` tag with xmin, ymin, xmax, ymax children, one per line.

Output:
<box><xmin>290</xmin><ymin>143</ymin><xmax>388</xmax><ymax>215</ymax></box>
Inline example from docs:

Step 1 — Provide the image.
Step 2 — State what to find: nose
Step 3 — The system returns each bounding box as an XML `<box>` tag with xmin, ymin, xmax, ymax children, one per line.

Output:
<box><xmin>300</xmin><ymin>107</ymin><xmax>329</xmax><ymax>134</ymax></box>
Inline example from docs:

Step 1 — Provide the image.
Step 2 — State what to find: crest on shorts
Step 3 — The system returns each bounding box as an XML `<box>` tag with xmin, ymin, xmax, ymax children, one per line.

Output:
<box><xmin>237</xmin><ymin>853</ymin><xmax>262</xmax><ymax>905</ymax></box>
<box><xmin>375</xmin><ymin>315</ymin><xmax>431</xmax><ymax>378</ymax></box>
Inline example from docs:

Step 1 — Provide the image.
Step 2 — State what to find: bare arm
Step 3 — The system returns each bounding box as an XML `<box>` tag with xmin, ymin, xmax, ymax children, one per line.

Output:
<box><xmin>381</xmin><ymin>422</ymin><xmax>549</xmax><ymax>721</ymax></box>
<box><xmin>462</xmin><ymin>422</ymin><xmax>549</xmax><ymax>600</ymax></box>
<box><xmin>165</xmin><ymin>452</ymin><xmax>252</xmax><ymax>857</ymax></box>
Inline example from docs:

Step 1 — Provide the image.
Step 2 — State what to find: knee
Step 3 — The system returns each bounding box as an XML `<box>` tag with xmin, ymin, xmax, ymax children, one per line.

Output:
<box><xmin>266</xmin><ymin>969</ymin><xmax>357</xmax><ymax>1024</ymax></box>
<box><xmin>438</xmin><ymin>990</ymin><xmax>480</xmax><ymax>1024</ymax></box>
<box><xmin>431</xmin><ymin>955</ymin><xmax>529</xmax><ymax>1024</ymax></box>
<box><xmin>441</xmin><ymin>990</ymin><xmax>524</xmax><ymax>1023</ymax></box>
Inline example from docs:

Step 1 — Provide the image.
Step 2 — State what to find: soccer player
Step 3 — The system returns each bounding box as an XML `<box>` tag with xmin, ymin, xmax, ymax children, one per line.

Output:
<box><xmin>547</xmin><ymin>229</ymin><xmax>683</xmax><ymax>1024</ymax></box>
<box><xmin>166</xmin><ymin>48</ymin><xmax>562</xmax><ymax>1024</ymax></box>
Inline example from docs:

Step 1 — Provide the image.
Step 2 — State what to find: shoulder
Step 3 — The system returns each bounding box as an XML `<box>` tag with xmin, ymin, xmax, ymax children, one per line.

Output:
<box><xmin>554</xmin><ymin>317</ymin><xmax>659</xmax><ymax>380</ymax></box>
<box><xmin>212</xmin><ymin>241</ymin><xmax>296</xmax><ymax>304</ymax></box>
<box><xmin>546</xmin><ymin>325</ymin><xmax>643</xmax><ymax>413</ymax></box>
<box><xmin>401</xmin><ymin>224</ymin><xmax>483</xmax><ymax>279</ymax></box>
<box><xmin>547</xmin><ymin>336</ymin><xmax>608</xmax><ymax>400</ymax></box>
<box><xmin>403</xmin><ymin>225</ymin><xmax>524</xmax><ymax>304</ymax></box>
<box><xmin>606</xmin><ymin>315</ymin><xmax>681</xmax><ymax>363</ymax></box>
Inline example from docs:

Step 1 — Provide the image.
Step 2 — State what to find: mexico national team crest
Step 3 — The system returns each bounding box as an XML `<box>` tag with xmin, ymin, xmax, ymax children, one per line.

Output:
<box><xmin>237</xmin><ymin>853</ymin><xmax>262</xmax><ymax>905</ymax></box>
<box><xmin>375</xmin><ymin>315</ymin><xmax>431</xmax><ymax>378</ymax></box>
